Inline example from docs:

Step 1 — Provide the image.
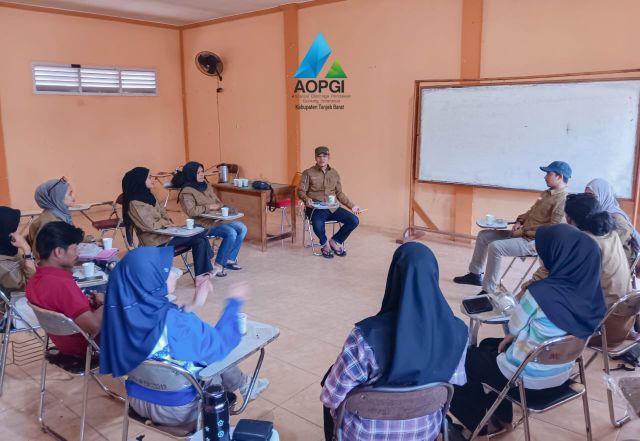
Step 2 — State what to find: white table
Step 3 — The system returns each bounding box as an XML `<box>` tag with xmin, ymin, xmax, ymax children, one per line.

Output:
<box><xmin>476</xmin><ymin>218</ymin><xmax>511</xmax><ymax>229</ymax></box>
<box><xmin>460</xmin><ymin>294</ymin><xmax>510</xmax><ymax>346</ymax></box>
<box><xmin>153</xmin><ymin>226</ymin><xmax>205</xmax><ymax>237</ymax></box>
<box><xmin>199</xmin><ymin>212</ymin><xmax>245</xmax><ymax>222</ymax></box>
<box><xmin>199</xmin><ymin>321</ymin><xmax>280</xmax><ymax>415</ymax></box>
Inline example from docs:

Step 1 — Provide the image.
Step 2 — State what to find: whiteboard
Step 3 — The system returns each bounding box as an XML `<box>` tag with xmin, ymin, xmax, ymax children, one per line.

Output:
<box><xmin>418</xmin><ymin>80</ymin><xmax>640</xmax><ymax>198</ymax></box>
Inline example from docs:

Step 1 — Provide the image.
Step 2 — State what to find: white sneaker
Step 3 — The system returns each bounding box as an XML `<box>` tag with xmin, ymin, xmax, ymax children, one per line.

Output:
<box><xmin>239</xmin><ymin>378</ymin><xmax>269</xmax><ymax>402</ymax></box>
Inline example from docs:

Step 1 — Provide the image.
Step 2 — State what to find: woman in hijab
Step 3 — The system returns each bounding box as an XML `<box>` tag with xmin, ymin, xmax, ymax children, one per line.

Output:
<box><xmin>29</xmin><ymin>177</ymin><xmax>93</xmax><ymax>254</ymax></box>
<box><xmin>122</xmin><ymin>167</ymin><xmax>215</xmax><ymax>290</ymax></box>
<box><xmin>320</xmin><ymin>242</ymin><xmax>468</xmax><ymax>441</ymax></box>
<box><xmin>99</xmin><ymin>247</ymin><xmax>254</xmax><ymax>429</ymax></box>
<box><xmin>450</xmin><ymin>224</ymin><xmax>606</xmax><ymax>437</ymax></box>
<box><xmin>0</xmin><ymin>207</ymin><xmax>36</xmax><ymax>296</ymax></box>
<box><xmin>586</xmin><ymin>178</ymin><xmax>640</xmax><ymax>263</ymax></box>
<box><xmin>178</xmin><ymin>162</ymin><xmax>247</xmax><ymax>276</ymax></box>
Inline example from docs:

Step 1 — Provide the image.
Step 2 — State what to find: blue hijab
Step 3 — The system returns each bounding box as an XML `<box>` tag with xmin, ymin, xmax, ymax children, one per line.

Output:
<box><xmin>99</xmin><ymin>247</ymin><xmax>176</xmax><ymax>377</ymax></box>
<box><xmin>356</xmin><ymin>242</ymin><xmax>468</xmax><ymax>387</ymax></box>
<box><xmin>529</xmin><ymin>224</ymin><xmax>607</xmax><ymax>339</ymax></box>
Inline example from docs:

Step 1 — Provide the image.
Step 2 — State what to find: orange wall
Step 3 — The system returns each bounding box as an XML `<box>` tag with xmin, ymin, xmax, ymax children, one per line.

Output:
<box><xmin>0</xmin><ymin>7</ymin><xmax>184</xmax><ymax>209</ymax></box>
<box><xmin>182</xmin><ymin>13</ymin><xmax>287</xmax><ymax>183</ymax></box>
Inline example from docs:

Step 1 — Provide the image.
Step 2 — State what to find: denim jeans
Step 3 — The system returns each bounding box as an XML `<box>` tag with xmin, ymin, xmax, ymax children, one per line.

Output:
<box><xmin>208</xmin><ymin>221</ymin><xmax>247</xmax><ymax>265</ymax></box>
<box><xmin>305</xmin><ymin>207</ymin><xmax>359</xmax><ymax>247</ymax></box>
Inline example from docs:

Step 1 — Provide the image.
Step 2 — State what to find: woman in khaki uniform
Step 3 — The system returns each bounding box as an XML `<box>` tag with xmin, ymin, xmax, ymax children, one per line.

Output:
<box><xmin>178</xmin><ymin>162</ymin><xmax>247</xmax><ymax>276</ymax></box>
<box><xmin>121</xmin><ymin>167</ymin><xmax>215</xmax><ymax>280</ymax></box>
<box><xmin>28</xmin><ymin>178</ymin><xmax>94</xmax><ymax>256</ymax></box>
<box><xmin>0</xmin><ymin>207</ymin><xmax>36</xmax><ymax>293</ymax></box>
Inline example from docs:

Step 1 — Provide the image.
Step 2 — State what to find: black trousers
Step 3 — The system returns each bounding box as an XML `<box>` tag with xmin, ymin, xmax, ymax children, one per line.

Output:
<box><xmin>449</xmin><ymin>338</ymin><xmax>512</xmax><ymax>433</ymax></box>
<box><xmin>166</xmin><ymin>232</ymin><xmax>213</xmax><ymax>276</ymax></box>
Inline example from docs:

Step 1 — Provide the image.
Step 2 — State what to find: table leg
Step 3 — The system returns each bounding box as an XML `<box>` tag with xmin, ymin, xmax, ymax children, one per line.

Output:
<box><xmin>230</xmin><ymin>348</ymin><xmax>265</xmax><ymax>415</ymax></box>
<box><xmin>290</xmin><ymin>187</ymin><xmax>296</xmax><ymax>243</ymax></box>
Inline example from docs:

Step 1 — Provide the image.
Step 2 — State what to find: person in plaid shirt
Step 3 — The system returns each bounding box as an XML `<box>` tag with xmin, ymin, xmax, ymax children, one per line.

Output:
<box><xmin>320</xmin><ymin>242</ymin><xmax>468</xmax><ymax>441</ymax></box>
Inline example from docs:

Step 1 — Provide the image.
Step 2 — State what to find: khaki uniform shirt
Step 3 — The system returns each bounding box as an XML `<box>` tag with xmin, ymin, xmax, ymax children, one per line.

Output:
<box><xmin>297</xmin><ymin>164</ymin><xmax>354</xmax><ymax>209</ymax></box>
<box><xmin>611</xmin><ymin>213</ymin><xmax>637</xmax><ymax>263</ymax></box>
<box><xmin>128</xmin><ymin>201</ymin><xmax>173</xmax><ymax>247</ymax></box>
<box><xmin>28</xmin><ymin>210</ymin><xmax>93</xmax><ymax>259</ymax></box>
<box><xmin>178</xmin><ymin>185</ymin><xmax>223</xmax><ymax>229</ymax></box>
<box><xmin>0</xmin><ymin>254</ymin><xmax>35</xmax><ymax>292</ymax></box>
<box><xmin>516</xmin><ymin>188</ymin><xmax>568</xmax><ymax>240</ymax></box>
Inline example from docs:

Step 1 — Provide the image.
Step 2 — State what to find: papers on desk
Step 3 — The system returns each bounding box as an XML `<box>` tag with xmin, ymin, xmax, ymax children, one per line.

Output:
<box><xmin>78</xmin><ymin>243</ymin><xmax>102</xmax><ymax>260</ymax></box>
<box><xmin>72</xmin><ymin>268</ymin><xmax>108</xmax><ymax>287</ymax></box>
<box><xmin>154</xmin><ymin>226</ymin><xmax>205</xmax><ymax>237</ymax></box>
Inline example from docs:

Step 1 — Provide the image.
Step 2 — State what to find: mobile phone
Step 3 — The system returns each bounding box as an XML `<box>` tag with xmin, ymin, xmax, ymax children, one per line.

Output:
<box><xmin>462</xmin><ymin>297</ymin><xmax>494</xmax><ymax>315</ymax></box>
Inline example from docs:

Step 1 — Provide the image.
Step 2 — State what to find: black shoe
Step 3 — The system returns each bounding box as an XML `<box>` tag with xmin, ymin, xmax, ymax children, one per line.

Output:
<box><xmin>476</xmin><ymin>290</ymin><xmax>488</xmax><ymax>296</ymax></box>
<box><xmin>453</xmin><ymin>272</ymin><xmax>483</xmax><ymax>286</ymax></box>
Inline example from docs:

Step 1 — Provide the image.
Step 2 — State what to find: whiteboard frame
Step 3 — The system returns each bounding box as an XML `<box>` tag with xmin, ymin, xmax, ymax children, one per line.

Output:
<box><xmin>413</xmin><ymin>77</ymin><xmax>640</xmax><ymax>201</ymax></box>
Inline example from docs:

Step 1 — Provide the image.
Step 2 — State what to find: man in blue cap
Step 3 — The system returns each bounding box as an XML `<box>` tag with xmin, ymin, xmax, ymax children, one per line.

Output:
<box><xmin>454</xmin><ymin>161</ymin><xmax>571</xmax><ymax>295</ymax></box>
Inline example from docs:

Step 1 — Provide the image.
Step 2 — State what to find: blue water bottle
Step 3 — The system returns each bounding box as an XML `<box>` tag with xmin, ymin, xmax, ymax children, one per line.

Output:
<box><xmin>202</xmin><ymin>384</ymin><xmax>230</xmax><ymax>441</ymax></box>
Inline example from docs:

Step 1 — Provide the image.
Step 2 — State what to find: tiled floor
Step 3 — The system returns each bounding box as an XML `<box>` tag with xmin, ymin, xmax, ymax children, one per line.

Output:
<box><xmin>2</xmin><ymin>217</ymin><xmax>640</xmax><ymax>440</ymax></box>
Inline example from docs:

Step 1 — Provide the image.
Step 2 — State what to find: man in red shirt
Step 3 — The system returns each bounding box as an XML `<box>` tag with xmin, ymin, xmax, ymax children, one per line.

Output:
<box><xmin>26</xmin><ymin>222</ymin><xmax>103</xmax><ymax>357</ymax></box>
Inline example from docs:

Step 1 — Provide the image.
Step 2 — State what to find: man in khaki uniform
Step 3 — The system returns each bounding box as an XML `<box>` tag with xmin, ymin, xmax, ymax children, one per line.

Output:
<box><xmin>454</xmin><ymin>161</ymin><xmax>572</xmax><ymax>294</ymax></box>
<box><xmin>298</xmin><ymin>146</ymin><xmax>360</xmax><ymax>258</ymax></box>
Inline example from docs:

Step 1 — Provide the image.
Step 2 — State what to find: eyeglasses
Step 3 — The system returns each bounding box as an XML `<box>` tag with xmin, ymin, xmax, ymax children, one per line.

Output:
<box><xmin>47</xmin><ymin>176</ymin><xmax>68</xmax><ymax>196</ymax></box>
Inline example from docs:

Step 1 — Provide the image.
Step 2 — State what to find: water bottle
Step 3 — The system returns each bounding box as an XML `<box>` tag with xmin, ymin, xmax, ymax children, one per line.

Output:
<box><xmin>202</xmin><ymin>384</ymin><xmax>230</xmax><ymax>441</ymax></box>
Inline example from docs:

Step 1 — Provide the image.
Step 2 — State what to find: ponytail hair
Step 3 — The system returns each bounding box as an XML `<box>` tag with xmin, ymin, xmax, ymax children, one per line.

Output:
<box><xmin>565</xmin><ymin>193</ymin><xmax>615</xmax><ymax>236</ymax></box>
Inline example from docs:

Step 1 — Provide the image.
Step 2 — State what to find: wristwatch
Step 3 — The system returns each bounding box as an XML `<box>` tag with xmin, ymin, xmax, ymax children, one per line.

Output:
<box><xmin>23</xmin><ymin>253</ymin><xmax>34</xmax><ymax>261</ymax></box>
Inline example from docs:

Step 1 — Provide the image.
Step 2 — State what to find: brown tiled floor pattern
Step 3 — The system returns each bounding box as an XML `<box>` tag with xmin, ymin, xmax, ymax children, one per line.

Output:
<box><xmin>2</xmin><ymin>213</ymin><xmax>640</xmax><ymax>440</ymax></box>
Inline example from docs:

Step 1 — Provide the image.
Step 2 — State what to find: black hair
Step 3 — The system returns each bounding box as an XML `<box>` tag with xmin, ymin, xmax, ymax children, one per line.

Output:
<box><xmin>36</xmin><ymin>221</ymin><xmax>84</xmax><ymax>260</ymax></box>
<box><xmin>550</xmin><ymin>171</ymin><xmax>569</xmax><ymax>184</ymax></box>
<box><xmin>564</xmin><ymin>193</ymin><xmax>615</xmax><ymax>236</ymax></box>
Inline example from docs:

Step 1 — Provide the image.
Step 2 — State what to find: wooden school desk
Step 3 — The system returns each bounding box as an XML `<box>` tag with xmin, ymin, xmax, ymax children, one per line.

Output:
<box><xmin>212</xmin><ymin>183</ymin><xmax>296</xmax><ymax>251</ymax></box>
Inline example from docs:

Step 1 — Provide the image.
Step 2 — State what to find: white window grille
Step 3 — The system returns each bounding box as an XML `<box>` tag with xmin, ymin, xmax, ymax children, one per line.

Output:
<box><xmin>32</xmin><ymin>63</ymin><xmax>157</xmax><ymax>96</ymax></box>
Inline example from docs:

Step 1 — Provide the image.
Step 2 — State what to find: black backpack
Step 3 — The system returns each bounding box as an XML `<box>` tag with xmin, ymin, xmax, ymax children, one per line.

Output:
<box><xmin>252</xmin><ymin>181</ymin><xmax>277</xmax><ymax>211</ymax></box>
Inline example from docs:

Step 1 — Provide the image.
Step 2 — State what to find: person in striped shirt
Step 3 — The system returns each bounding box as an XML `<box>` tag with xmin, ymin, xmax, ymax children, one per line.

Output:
<box><xmin>321</xmin><ymin>242</ymin><xmax>468</xmax><ymax>441</ymax></box>
<box><xmin>449</xmin><ymin>224</ymin><xmax>606</xmax><ymax>436</ymax></box>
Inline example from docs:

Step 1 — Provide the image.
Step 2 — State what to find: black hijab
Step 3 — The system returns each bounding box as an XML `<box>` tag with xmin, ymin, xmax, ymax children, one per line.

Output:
<box><xmin>182</xmin><ymin>161</ymin><xmax>208</xmax><ymax>192</ymax></box>
<box><xmin>0</xmin><ymin>207</ymin><xmax>21</xmax><ymax>256</ymax></box>
<box><xmin>122</xmin><ymin>167</ymin><xmax>157</xmax><ymax>238</ymax></box>
<box><xmin>356</xmin><ymin>242</ymin><xmax>468</xmax><ymax>387</ymax></box>
<box><xmin>528</xmin><ymin>224</ymin><xmax>607</xmax><ymax>339</ymax></box>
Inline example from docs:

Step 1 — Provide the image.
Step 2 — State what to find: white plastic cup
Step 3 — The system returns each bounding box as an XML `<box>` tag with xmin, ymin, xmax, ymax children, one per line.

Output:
<box><xmin>102</xmin><ymin>237</ymin><xmax>113</xmax><ymax>250</ymax></box>
<box><xmin>233</xmin><ymin>178</ymin><xmax>240</xmax><ymax>187</ymax></box>
<box><xmin>238</xmin><ymin>313</ymin><xmax>247</xmax><ymax>335</ymax></box>
<box><xmin>328</xmin><ymin>195</ymin><xmax>336</xmax><ymax>204</ymax></box>
<box><xmin>485</xmin><ymin>214</ymin><xmax>496</xmax><ymax>224</ymax></box>
<box><xmin>242</xmin><ymin>179</ymin><xmax>249</xmax><ymax>187</ymax></box>
<box><xmin>186</xmin><ymin>218</ymin><xmax>195</xmax><ymax>229</ymax></box>
<box><xmin>82</xmin><ymin>262</ymin><xmax>95</xmax><ymax>277</ymax></box>
<box><xmin>220</xmin><ymin>207</ymin><xmax>229</xmax><ymax>217</ymax></box>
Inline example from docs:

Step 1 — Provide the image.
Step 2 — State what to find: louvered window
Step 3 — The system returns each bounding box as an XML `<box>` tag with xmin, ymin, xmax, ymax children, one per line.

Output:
<box><xmin>33</xmin><ymin>63</ymin><xmax>157</xmax><ymax>96</ymax></box>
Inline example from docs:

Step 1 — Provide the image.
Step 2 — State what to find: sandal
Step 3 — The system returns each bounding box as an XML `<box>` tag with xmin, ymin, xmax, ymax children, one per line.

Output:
<box><xmin>321</xmin><ymin>248</ymin><xmax>334</xmax><ymax>259</ymax></box>
<box><xmin>329</xmin><ymin>241</ymin><xmax>347</xmax><ymax>257</ymax></box>
<box><xmin>211</xmin><ymin>267</ymin><xmax>227</xmax><ymax>278</ymax></box>
<box><xmin>225</xmin><ymin>263</ymin><xmax>242</xmax><ymax>271</ymax></box>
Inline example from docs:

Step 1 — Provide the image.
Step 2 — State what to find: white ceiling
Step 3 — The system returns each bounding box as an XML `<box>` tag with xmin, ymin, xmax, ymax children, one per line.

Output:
<box><xmin>4</xmin><ymin>0</ymin><xmax>314</xmax><ymax>26</ymax></box>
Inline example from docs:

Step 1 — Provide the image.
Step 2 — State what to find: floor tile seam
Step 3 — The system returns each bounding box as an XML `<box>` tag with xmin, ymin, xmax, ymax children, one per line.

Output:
<box><xmin>264</xmin><ymin>377</ymin><xmax>321</xmax><ymax>406</ymax></box>
<box><xmin>267</xmin><ymin>352</ymin><xmax>329</xmax><ymax>378</ymax></box>
<box><xmin>528</xmin><ymin>413</ymin><xmax>613</xmax><ymax>437</ymax></box>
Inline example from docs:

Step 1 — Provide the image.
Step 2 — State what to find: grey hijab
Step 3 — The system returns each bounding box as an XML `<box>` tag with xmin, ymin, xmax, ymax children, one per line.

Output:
<box><xmin>586</xmin><ymin>178</ymin><xmax>640</xmax><ymax>247</ymax></box>
<box><xmin>34</xmin><ymin>179</ymin><xmax>73</xmax><ymax>224</ymax></box>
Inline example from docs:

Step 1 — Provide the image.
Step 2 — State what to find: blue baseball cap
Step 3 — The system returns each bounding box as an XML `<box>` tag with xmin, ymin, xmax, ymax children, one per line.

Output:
<box><xmin>540</xmin><ymin>161</ymin><xmax>572</xmax><ymax>180</ymax></box>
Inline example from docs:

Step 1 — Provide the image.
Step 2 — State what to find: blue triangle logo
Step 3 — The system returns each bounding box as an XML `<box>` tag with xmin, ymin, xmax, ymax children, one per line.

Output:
<box><xmin>294</xmin><ymin>33</ymin><xmax>331</xmax><ymax>78</ymax></box>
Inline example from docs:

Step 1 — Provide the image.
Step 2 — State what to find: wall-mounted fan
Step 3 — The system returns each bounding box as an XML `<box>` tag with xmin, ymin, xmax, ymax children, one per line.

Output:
<box><xmin>195</xmin><ymin>51</ymin><xmax>223</xmax><ymax>80</ymax></box>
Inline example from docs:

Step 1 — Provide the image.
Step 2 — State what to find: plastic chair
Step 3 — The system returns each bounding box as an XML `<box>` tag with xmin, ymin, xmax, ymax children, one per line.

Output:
<box><xmin>121</xmin><ymin>359</ymin><xmax>205</xmax><ymax>441</ymax></box>
<box><xmin>28</xmin><ymin>302</ymin><xmax>122</xmax><ymax>441</ymax></box>
<box><xmin>498</xmin><ymin>254</ymin><xmax>538</xmax><ymax>294</ymax></box>
<box><xmin>470</xmin><ymin>335</ymin><xmax>592</xmax><ymax>441</ymax></box>
<box><xmin>0</xmin><ymin>288</ymin><xmax>44</xmax><ymax>396</ymax></box>
<box><xmin>334</xmin><ymin>382</ymin><xmax>454</xmax><ymax>441</ymax></box>
<box><xmin>585</xmin><ymin>291</ymin><xmax>640</xmax><ymax>427</ymax></box>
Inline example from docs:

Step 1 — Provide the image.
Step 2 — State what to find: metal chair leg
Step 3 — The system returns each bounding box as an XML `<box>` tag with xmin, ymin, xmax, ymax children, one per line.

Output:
<box><xmin>90</xmin><ymin>373</ymin><xmax>124</xmax><ymax>402</ymax></box>
<box><xmin>79</xmin><ymin>346</ymin><xmax>92</xmax><ymax>441</ymax></box>
<box><xmin>519</xmin><ymin>381</ymin><xmax>531</xmax><ymax>441</ymax></box>
<box><xmin>181</xmin><ymin>253</ymin><xmax>196</xmax><ymax>282</ymax></box>
<box><xmin>577</xmin><ymin>357</ymin><xmax>593</xmax><ymax>441</ymax></box>
<box><xmin>121</xmin><ymin>397</ymin><xmax>130</xmax><ymax>441</ymax></box>
<box><xmin>38</xmin><ymin>339</ymin><xmax>67</xmax><ymax>440</ymax></box>
<box><xmin>231</xmin><ymin>348</ymin><xmax>265</xmax><ymax>415</ymax></box>
<box><xmin>0</xmin><ymin>307</ymin><xmax>13</xmax><ymax>395</ymax></box>
<box><xmin>601</xmin><ymin>326</ymin><xmax>631</xmax><ymax>427</ymax></box>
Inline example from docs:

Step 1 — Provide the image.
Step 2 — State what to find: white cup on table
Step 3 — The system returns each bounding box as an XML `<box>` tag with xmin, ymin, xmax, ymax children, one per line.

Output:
<box><xmin>82</xmin><ymin>262</ymin><xmax>95</xmax><ymax>277</ymax></box>
<box><xmin>242</xmin><ymin>179</ymin><xmax>249</xmax><ymax>187</ymax></box>
<box><xmin>238</xmin><ymin>313</ymin><xmax>247</xmax><ymax>335</ymax></box>
<box><xmin>220</xmin><ymin>207</ymin><xmax>229</xmax><ymax>217</ymax></box>
<box><xmin>233</xmin><ymin>178</ymin><xmax>240</xmax><ymax>187</ymax></box>
<box><xmin>102</xmin><ymin>237</ymin><xmax>113</xmax><ymax>250</ymax></box>
<box><xmin>186</xmin><ymin>218</ymin><xmax>195</xmax><ymax>229</ymax></box>
<box><xmin>485</xmin><ymin>214</ymin><xmax>496</xmax><ymax>224</ymax></box>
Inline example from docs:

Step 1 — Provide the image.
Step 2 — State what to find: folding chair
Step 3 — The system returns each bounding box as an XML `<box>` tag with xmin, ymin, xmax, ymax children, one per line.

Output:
<box><xmin>84</xmin><ymin>194</ymin><xmax>129</xmax><ymax>249</ymax></box>
<box><xmin>0</xmin><ymin>288</ymin><xmax>44</xmax><ymax>396</ymax></box>
<box><xmin>303</xmin><ymin>208</ymin><xmax>348</xmax><ymax>256</ymax></box>
<box><xmin>470</xmin><ymin>335</ymin><xmax>592</xmax><ymax>441</ymax></box>
<box><xmin>585</xmin><ymin>291</ymin><xmax>640</xmax><ymax>427</ymax></box>
<box><xmin>121</xmin><ymin>359</ymin><xmax>205</xmax><ymax>441</ymax></box>
<box><xmin>498</xmin><ymin>254</ymin><xmax>538</xmax><ymax>294</ymax></box>
<box><xmin>334</xmin><ymin>382</ymin><xmax>454</xmax><ymax>441</ymax></box>
<box><xmin>28</xmin><ymin>303</ymin><xmax>122</xmax><ymax>441</ymax></box>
